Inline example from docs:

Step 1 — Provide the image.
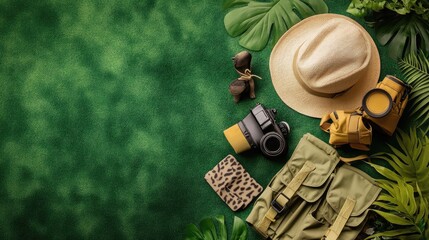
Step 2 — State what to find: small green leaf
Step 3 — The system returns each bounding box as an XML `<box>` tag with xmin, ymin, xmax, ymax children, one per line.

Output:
<box><xmin>372</xmin><ymin>201</ymin><xmax>400</xmax><ymax>211</ymax></box>
<box><xmin>367</xmin><ymin>162</ymin><xmax>402</xmax><ymax>182</ymax></box>
<box><xmin>372</xmin><ymin>209</ymin><xmax>414</xmax><ymax>225</ymax></box>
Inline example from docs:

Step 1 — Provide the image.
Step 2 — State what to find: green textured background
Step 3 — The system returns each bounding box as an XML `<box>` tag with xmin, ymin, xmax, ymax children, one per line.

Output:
<box><xmin>0</xmin><ymin>0</ymin><xmax>406</xmax><ymax>239</ymax></box>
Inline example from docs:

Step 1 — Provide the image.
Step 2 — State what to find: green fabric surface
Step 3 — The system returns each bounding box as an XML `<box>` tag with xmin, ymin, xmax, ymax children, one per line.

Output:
<box><xmin>0</xmin><ymin>0</ymin><xmax>408</xmax><ymax>239</ymax></box>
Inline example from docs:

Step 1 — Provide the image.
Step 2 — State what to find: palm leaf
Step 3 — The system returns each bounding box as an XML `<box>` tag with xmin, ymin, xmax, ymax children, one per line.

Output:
<box><xmin>223</xmin><ymin>0</ymin><xmax>328</xmax><ymax>51</ymax></box>
<box><xmin>399</xmin><ymin>51</ymin><xmax>429</xmax><ymax>131</ymax></box>
<box><xmin>371</xmin><ymin>128</ymin><xmax>429</xmax><ymax>199</ymax></box>
<box><xmin>367</xmin><ymin>178</ymin><xmax>428</xmax><ymax>239</ymax></box>
<box><xmin>368</xmin><ymin>128</ymin><xmax>429</xmax><ymax>239</ymax></box>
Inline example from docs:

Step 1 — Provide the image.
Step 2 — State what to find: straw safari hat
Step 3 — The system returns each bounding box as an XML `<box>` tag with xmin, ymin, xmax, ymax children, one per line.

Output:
<box><xmin>270</xmin><ymin>14</ymin><xmax>381</xmax><ymax>118</ymax></box>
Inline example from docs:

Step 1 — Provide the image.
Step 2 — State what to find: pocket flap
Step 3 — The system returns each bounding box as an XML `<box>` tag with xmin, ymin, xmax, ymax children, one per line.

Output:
<box><xmin>288</xmin><ymin>134</ymin><xmax>339</xmax><ymax>188</ymax></box>
<box><xmin>281</xmin><ymin>134</ymin><xmax>339</xmax><ymax>202</ymax></box>
<box><xmin>326</xmin><ymin>165</ymin><xmax>381</xmax><ymax>225</ymax></box>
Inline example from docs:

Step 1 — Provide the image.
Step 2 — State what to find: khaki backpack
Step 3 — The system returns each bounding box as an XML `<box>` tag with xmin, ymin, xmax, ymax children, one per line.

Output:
<box><xmin>246</xmin><ymin>133</ymin><xmax>380</xmax><ymax>240</ymax></box>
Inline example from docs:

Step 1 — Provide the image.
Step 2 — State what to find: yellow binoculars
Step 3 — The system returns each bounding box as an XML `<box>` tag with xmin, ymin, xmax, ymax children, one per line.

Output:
<box><xmin>320</xmin><ymin>75</ymin><xmax>411</xmax><ymax>150</ymax></box>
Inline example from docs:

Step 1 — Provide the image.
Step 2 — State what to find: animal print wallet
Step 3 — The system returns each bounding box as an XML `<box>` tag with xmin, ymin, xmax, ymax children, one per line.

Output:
<box><xmin>204</xmin><ymin>155</ymin><xmax>263</xmax><ymax>211</ymax></box>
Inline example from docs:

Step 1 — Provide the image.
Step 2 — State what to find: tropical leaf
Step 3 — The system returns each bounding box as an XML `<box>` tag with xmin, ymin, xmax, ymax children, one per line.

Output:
<box><xmin>222</xmin><ymin>0</ymin><xmax>251</xmax><ymax>10</ymax></box>
<box><xmin>185</xmin><ymin>223</ymin><xmax>204</xmax><ymax>240</ymax></box>
<box><xmin>371</xmin><ymin>128</ymin><xmax>429</xmax><ymax>199</ymax></box>
<box><xmin>399</xmin><ymin>51</ymin><xmax>429</xmax><ymax>132</ymax></box>
<box><xmin>230</xmin><ymin>216</ymin><xmax>247</xmax><ymax>240</ymax></box>
<box><xmin>368</xmin><ymin>128</ymin><xmax>429</xmax><ymax>239</ymax></box>
<box><xmin>367</xmin><ymin>178</ymin><xmax>428</xmax><ymax>239</ymax></box>
<box><xmin>364</xmin><ymin>10</ymin><xmax>429</xmax><ymax>59</ymax></box>
<box><xmin>183</xmin><ymin>215</ymin><xmax>248</xmax><ymax>240</ymax></box>
<box><xmin>347</xmin><ymin>0</ymin><xmax>429</xmax><ymax>19</ymax></box>
<box><xmin>201</xmin><ymin>218</ymin><xmax>218</xmax><ymax>240</ymax></box>
<box><xmin>223</xmin><ymin>0</ymin><xmax>328</xmax><ymax>51</ymax></box>
<box><xmin>214</xmin><ymin>215</ymin><xmax>227</xmax><ymax>239</ymax></box>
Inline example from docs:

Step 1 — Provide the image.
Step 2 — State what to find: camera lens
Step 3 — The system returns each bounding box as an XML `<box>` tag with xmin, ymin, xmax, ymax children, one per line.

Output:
<box><xmin>266</xmin><ymin>137</ymin><xmax>281</xmax><ymax>151</ymax></box>
<box><xmin>259</xmin><ymin>132</ymin><xmax>286</xmax><ymax>157</ymax></box>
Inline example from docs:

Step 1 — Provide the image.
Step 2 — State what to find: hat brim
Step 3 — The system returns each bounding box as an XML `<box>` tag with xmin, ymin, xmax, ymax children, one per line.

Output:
<box><xmin>270</xmin><ymin>14</ymin><xmax>380</xmax><ymax>118</ymax></box>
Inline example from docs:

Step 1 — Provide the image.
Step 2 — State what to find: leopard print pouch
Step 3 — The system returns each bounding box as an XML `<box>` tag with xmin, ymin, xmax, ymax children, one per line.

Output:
<box><xmin>205</xmin><ymin>155</ymin><xmax>263</xmax><ymax>211</ymax></box>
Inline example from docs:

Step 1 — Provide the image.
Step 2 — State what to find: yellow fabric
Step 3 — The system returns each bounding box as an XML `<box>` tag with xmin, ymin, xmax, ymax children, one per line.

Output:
<box><xmin>319</xmin><ymin>110</ymin><xmax>372</xmax><ymax>151</ymax></box>
<box><xmin>347</xmin><ymin>115</ymin><xmax>360</xmax><ymax>144</ymax></box>
<box><xmin>364</xmin><ymin>90</ymin><xmax>391</xmax><ymax>115</ymax></box>
<box><xmin>362</xmin><ymin>75</ymin><xmax>409</xmax><ymax>136</ymax></box>
<box><xmin>255</xmin><ymin>161</ymin><xmax>316</xmax><ymax>235</ymax></box>
<box><xmin>323</xmin><ymin>197</ymin><xmax>357</xmax><ymax>240</ymax></box>
<box><xmin>223</xmin><ymin>124</ymin><xmax>251</xmax><ymax>153</ymax></box>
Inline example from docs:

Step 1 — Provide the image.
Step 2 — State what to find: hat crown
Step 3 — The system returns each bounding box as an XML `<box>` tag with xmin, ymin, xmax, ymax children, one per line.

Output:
<box><xmin>294</xmin><ymin>18</ymin><xmax>371</xmax><ymax>96</ymax></box>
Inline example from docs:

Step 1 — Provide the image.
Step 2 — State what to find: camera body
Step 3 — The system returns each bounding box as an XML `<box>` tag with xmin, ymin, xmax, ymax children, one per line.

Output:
<box><xmin>224</xmin><ymin>103</ymin><xmax>290</xmax><ymax>158</ymax></box>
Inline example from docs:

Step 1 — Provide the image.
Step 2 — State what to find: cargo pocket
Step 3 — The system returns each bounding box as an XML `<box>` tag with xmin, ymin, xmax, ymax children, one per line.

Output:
<box><xmin>272</xmin><ymin>172</ymin><xmax>335</xmax><ymax>240</ymax></box>
<box><xmin>321</xmin><ymin>164</ymin><xmax>381</xmax><ymax>240</ymax></box>
<box><xmin>292</xmin><ymin>200</ymin><xmax>330</xmax><ymax>240</ymax></box>
<box><xmin>247</xmin><ymin>133</ymin><xmax>341</xmax><ymax>239</ymax></box>
<box><xmin>262</xmin><ymin>134</ymin><xmax>340</xmax><ymax>239</ymax></box>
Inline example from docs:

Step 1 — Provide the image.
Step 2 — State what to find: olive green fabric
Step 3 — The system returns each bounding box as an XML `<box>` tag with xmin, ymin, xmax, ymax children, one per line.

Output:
<box><xmin>247</xmin><ymin>134</ymin><xmax>381</xmax><ymax>240</ymax></box>
<box><xmin>0</xmin><ymin>0</ymin><xmax>405</xmax><ymax>239</ymax></box>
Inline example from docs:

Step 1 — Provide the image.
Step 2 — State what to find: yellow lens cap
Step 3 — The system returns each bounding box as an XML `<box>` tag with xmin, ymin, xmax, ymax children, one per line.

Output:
<box><xmin>362</xmin><ymin>88</ymin><xmax>392</xmax><ymax>118</ymax></box>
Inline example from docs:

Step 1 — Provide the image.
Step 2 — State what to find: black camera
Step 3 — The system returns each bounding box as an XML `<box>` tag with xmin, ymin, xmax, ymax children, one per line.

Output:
<box><xmin>224</xmin><ymin>103</ymin><xmax>290</xmax><ymax>158</ymax></box>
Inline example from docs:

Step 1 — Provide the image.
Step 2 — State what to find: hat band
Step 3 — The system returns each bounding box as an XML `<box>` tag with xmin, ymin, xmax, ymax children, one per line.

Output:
<box><xmin>295</xmin><ymin>75</ymin><xmax>338</xmax><ymax>98</ymax></box>
<box><xmin>295</xmin><ymin>76</ymin><xmax>352</xmax><ymax>98</ymax></box>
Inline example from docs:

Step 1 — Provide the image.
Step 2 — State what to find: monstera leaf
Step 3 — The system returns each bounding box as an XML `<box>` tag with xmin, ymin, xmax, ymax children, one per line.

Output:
<box><xmin>367</xmin><ymin>10</ymin><xmax>429</xmax><ymax>59</ymax></box>
<box><xmin>184</xmin><ymin>215</ymin><xmax>247</xmax><ymax>240</ymax></box>
<box><xmin>223</xmin><ymin>0</ymin><xmax>328</xmax><ymax>51</ymax></box>
<box><xmin>399</xmin><ymin>51</ymin><xmax>429</xmax><ymax>133</ymax></box>
<box><xmin>370</xmin><ymin>128</ymin><xmax>429</xmax><ymax>199</ymax></box>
